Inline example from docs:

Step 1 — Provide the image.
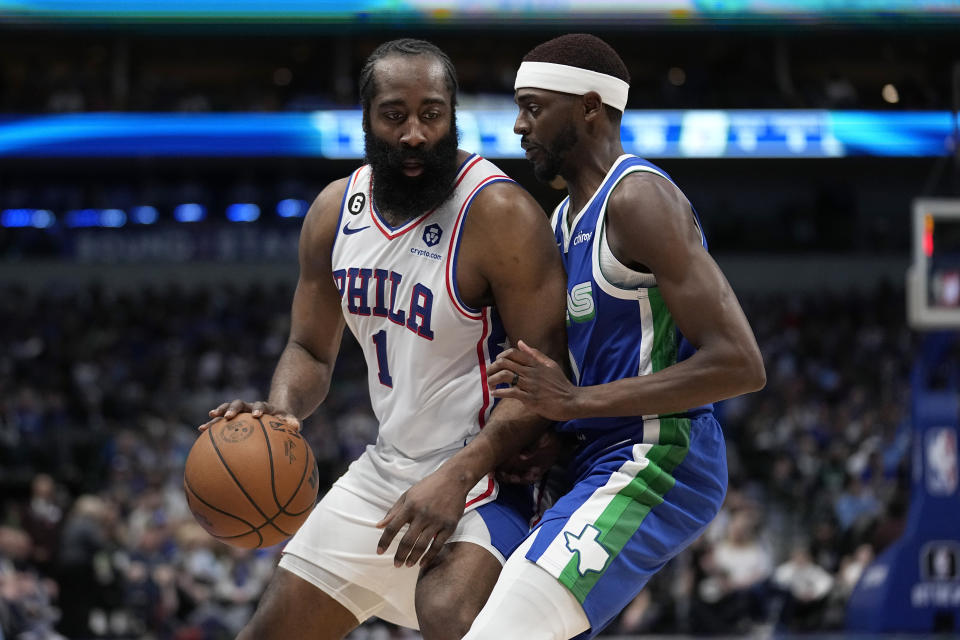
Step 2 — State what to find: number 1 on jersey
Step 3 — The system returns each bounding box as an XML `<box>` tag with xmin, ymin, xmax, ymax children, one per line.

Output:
<box><xmin>372</xmin><ymin>329</ymin><xmax>393</xmax><ymax>388</ymax></box>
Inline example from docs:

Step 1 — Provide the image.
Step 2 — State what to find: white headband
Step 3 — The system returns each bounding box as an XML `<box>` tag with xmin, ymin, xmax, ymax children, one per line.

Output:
<box><xmin>514</xmin><ymin>61</ymin><xmax>630</xmax><ymax>112</ymax></box>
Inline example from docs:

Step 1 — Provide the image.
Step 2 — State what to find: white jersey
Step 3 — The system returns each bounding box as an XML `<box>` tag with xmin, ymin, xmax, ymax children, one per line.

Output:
<box><xmin>330</xmin><ymin>154</ymin><xmax>512</xmax><ymax>500</ymax></box>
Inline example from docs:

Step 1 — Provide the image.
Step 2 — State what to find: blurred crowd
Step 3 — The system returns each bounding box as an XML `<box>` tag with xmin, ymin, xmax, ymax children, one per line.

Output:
<box><xmin>0</xmin><ymin>279</ymin><xmax>916</xmax><ymax>638</ymax></box>
<box><xmin>0</xmin><ymin>29</ymin><xmax>955</xmax><ymax>114</ymax></box>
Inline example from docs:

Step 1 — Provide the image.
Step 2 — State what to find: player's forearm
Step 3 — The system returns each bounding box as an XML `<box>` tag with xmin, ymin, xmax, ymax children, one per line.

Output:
<box><xmin>267</xmin><ymin>340</ymin><xmax>334</xmax><ymax>420</ymax></box>
<box><xmin>571</xmin><ymin>346</ymin><xmax>765</xmax><ymax>419</ymax></box>
<box><xmin>437</xmin><ymin>400</ymin><xmax>551</xmax><ymax>491</ymax></box>
<box><xmin>442</xmin><ymin>334</ymin><xmax>568</xmax><ymax>488</ymax></box>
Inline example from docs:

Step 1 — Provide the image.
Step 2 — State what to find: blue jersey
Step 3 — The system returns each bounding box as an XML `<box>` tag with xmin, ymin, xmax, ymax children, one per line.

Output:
<box><xmin>552</xmin><ymin>155</ymin><xmax>712</xmax><ymax>450</ymax></box>
<box><xmin>507</xmin><ymin>155</ymin><xmax>729</xmax><ymax>640</ymax></box>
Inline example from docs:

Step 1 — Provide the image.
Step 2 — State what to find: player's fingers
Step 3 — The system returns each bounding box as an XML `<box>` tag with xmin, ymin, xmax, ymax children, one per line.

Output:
<box><xmin>208</xmin><ymin>402</ymin><xmax>230</xmax><ymax>418</ymax></box>
<box><xmin>505</xmin><ymin>347</ymin><xmax>539</xmax><ymax>366</ymax></box>
<box><xmin>376</xmin><ymin>514</ymin><xmax>403</xmax><ymax>554</ymax></box>
<box><xmin>489</xmin><ymin>386</ymin><xmax>529</xmax><ymax>401</ymax></box>
<box><xmin>492</xmin><ymin>347</ymin><xmax>537</xmax><ymax>367</ymax></box>
<box><xmin>376</xmin><ymin>496</ymin><xmax>406</xmax><ymax>548</ymax></box>
<box><xmin>419</xmin><ymin>528</ymin><xmax>453</xmax><ymax>568</ymax></box>
<box><xmin>517</xmin><ymin>340</ymin><xmax>555</xmax><ymax>367</ymax></box>
<box><xmin>279</xmin><ymin>414</ymin><xmax>302</xmax><ymax>431</ymax></box>
<box><xmin>376</xmin><ymin>500</ymin><xmax>399</xmax><ymax>530</ymax></box>
<box><xmin>487</xmin><ymin>367</ymin><xmax>521</xmax><ymax>388</ymax></box>
<box><xmin>223</xmin><ymin>399</ymin><xmax>250</xmax><ymax>420</ymax></box>
<box><xmin>254</xmin><ymin>405</ymin><xmax>301</xmax><ymax>431</ymax></box>
<box><xmin>197</xmin><ymin>415</ymin><xmax>223</xmax><ymax>432</ymax></box>
<box><xmin>404</xmin><ymin>527</ymin><xmax>438</xmax><ymax>567</ymax></box>
<box><xmin>488</xmin><ymin>361</ymin><xmax>536</xmax><ymax>386</ymax></box>
<box><xmin>392</xmin><ymin>524</ymin><xmax>427</xmax><ymax>568</ymax></box>
<box><xmin>490</xmin><ymin>361</ymin><xmax>538</xmax><ymax>388</ymax></box>
<box><xmin>485</xmin><ymin>356</ymin><xmax>515</xmax><ymax>378</ymax></box>
<box><xmin>487</xmin><ymin>348</ymin><xmax>537</xmax><ymax>378</ymax></box>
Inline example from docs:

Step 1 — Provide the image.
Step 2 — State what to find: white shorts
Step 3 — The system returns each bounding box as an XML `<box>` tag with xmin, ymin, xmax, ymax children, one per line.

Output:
<box><xmin>281</xmin><ymin>448</ymin><xmax>532</xmax><ymax>629</ymax></box>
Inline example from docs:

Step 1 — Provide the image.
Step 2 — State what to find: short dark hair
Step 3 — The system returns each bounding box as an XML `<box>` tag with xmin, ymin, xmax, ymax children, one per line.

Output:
<box><xmin>358</xmin><ymin>38</ymin><xmax>458</xmax><ymax>111</ymax></box>
<box><xmin>522</xmin><ymin>33</ymin><xmax>630</xmax><ymax>85</ymax></box>
<box><xmin>522</xmin><ymin>34</ymin><xmax>629</xmax><ymax>120</ymax></box>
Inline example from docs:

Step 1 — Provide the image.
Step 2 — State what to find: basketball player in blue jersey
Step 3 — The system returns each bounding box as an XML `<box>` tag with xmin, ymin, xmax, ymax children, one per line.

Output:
<box><xmin>199</xmin><ymin>39</ymin><xmax>567</xmax><ymax>640</ymax></box>
<box><xmin>462</xmin><ymin>34</ymin><xmax>767</xmax><ymax>639</ymax></box>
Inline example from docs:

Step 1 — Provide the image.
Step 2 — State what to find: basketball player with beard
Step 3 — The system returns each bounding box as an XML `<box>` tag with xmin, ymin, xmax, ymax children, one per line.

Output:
<box><xmin>200</xmin><ymin>39</ymin><xmax>567</xmax><ymax>640</ymax></box>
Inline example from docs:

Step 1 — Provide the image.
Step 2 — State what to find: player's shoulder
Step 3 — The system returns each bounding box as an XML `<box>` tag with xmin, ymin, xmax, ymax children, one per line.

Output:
<box><xmin>463</xmin><ymin>151</ymin><xmax>506</xmax><ymax>173</ymax></box>
<box><xmin>310</xmin><ymin>175</ymin><xmax>353</xmax><ymax>216</ymax></box>
<box><xmin>300</xmin><ymin>175</ymin><xmax>354</xmax><ymax>247</ymax></box>
<box><xmin>609</xmin><ymin>166</ymin><xmax>689</xmax><ymax>221</ymax></box>
<box><xmin>471</xmin><ymin>182</ymin><xmax>547</xmax><ymax>237</ymax></box>
<box><xmin>462</xmin><ymin>155</ymin><xmax>543</xmax><ymax>224</ymax></box>
<box><xmin>606</xmin><ymin>163</ymin><xmax>699</xmax><ymax>252</ymax></box>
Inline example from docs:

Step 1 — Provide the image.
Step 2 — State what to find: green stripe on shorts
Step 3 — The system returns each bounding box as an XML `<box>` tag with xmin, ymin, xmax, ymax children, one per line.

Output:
<box><xmin>557</xmin><ymin>417</ymin><xmax>692</xmax><ymax>602</ymax></box>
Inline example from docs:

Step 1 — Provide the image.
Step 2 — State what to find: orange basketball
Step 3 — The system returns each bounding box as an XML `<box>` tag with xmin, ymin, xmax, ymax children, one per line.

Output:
<box><xmin>184</xmin><ymin>413</ymin><xmax>319</xmax><ymax>549</ymax></box>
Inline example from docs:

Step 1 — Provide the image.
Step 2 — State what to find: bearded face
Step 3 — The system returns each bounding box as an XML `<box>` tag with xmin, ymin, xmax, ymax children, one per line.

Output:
<box><xmin>531</xmin><ymin>121</ymin><xmax>578</xmax><ymax>184</ymax></box>
<box><xmin>364</xmin><ymin>111</ymin><xmax>460</xmax><ymax>222</ymax></box>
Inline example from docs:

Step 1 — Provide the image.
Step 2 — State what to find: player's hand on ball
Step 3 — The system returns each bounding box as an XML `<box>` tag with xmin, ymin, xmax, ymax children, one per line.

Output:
<box><xmin>185</xmin><ymin>411</ymin><xmax>318</xmax><ymax>548</ymax></box>
<box><xmin>198</xmin><ymin>399</ymin><xmax>300</xmax><ymax>432</ymax></box>
<box><xmin>487</xmin><ymin>340</ymin><xmax>581</xmax><ymax>422</ymax></box>
<box><xmin>376</xmin><ymin>469</ymin><xmax>466</xmax><ymax>569</ymax></box>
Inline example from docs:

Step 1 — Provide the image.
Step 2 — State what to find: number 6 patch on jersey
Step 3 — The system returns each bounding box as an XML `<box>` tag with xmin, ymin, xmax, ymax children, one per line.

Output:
<box><xmin>348</xmin><ymin>193</ymin><xmax>366</xmax><ymax>215</ymax></box>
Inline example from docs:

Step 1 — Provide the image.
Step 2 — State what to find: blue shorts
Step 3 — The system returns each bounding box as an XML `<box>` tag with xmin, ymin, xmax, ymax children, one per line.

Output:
<box><xmin>525</xmin><ymin>413</ymin><xmax>728</xmax><ymax>638</ymax></box>
<box><xmin>475</xmin><ymin>481</ymin><xmax>536</xmax><ymax>560</ymax></box>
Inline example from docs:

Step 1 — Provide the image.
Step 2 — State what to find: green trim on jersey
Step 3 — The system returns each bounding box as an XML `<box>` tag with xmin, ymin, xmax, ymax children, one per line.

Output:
<box><xmin>649</xmin><ymin>287</ymin><xmax>679</xmax><ymax>374</ymax></box>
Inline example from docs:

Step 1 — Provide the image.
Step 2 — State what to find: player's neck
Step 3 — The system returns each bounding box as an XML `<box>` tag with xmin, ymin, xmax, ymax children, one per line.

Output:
<box><xmin>565</xmin><ymin>140</ymin><xmax>625</xmax><ymax>215</ymax></box>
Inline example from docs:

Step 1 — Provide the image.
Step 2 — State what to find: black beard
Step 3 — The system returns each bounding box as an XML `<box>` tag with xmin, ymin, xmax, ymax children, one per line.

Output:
<box><xmin>533</xmin><ymin>122</ymin><xmax>578</xmax><ymax>184</ymax></box>
<box><xmin>364</xmin><ymin>116</ymin><xmax>460</xmax><ymax>222</ymax></box>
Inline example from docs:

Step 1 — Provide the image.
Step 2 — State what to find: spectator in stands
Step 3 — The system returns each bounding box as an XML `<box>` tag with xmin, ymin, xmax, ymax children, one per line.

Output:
<box><xmin>695</xmin><ymin>507</ymin><xmax>774</xmax><ymax>632</ymax></box>
<box><xmin>17</xmin><ymin>474</ymin><xmax>64</xmax><ymax>577</ymax></box>
<box><xmin>834</xmin><ymin>471</ymin><xmax>882</xmax><ymax>534</ymax></box>
<box><xmin>771</xmin><ymin>541</ymin><xmax>834</xmax><ymax>630</ymax></box>
<box><xmin>55</xmin><ymin>495</ymin><xmax>121</xmax><ymax>637</ymax></box>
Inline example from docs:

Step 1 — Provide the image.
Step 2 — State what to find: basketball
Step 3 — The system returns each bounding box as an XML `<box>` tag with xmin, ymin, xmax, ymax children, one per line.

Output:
<box><xmin>183</xmin><ymin>413</ymin><xmax>319</xmax><ymax>549</ymax></box>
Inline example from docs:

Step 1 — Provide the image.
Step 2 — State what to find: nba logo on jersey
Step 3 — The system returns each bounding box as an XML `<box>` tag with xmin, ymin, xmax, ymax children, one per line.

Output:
<box><xmin>423</xmin><ymin>224</ymin><xmax>443</xmax><ymax>247</ymax></box>
<box><xmin>926</xmin><ymin>427</ymin><xmax>958</xmax><ymax>496</ymax></box>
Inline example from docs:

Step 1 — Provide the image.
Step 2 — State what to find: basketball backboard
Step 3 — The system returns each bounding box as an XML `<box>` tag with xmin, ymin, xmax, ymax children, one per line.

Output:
<box><xmin>908</xmin><ymin>198</ymin><xmax>960</xmax><ymax>330</ymax></box>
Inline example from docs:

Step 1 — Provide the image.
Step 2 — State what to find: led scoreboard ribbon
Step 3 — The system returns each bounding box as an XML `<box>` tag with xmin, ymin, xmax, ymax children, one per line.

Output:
<box><xmin>0</xmin><ymin>110</ymin><xmax>956</xmax><ymax>159</ymax></box>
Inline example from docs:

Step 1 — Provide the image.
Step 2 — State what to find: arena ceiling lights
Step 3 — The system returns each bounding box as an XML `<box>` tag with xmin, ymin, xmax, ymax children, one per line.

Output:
<box><xmin>2</xmin><ymin>0</ymin><xmax>959</xmax><ymax>25</ymax></box>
